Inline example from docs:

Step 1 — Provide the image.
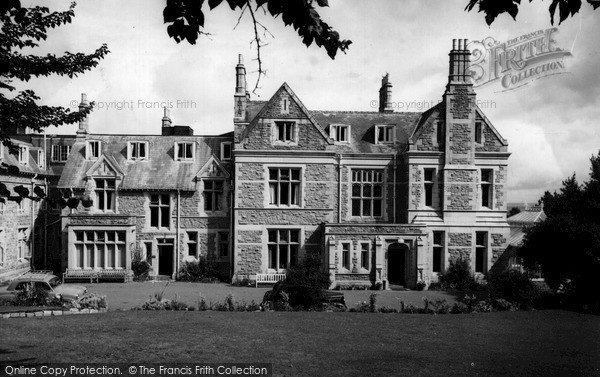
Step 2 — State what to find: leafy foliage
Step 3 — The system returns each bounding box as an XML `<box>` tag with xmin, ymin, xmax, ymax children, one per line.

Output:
<box><xmin>508</xmin><ymin>206</ymin><xmax>521</xmax><ymax>217</ymax></box>
<box><xmin>178</xmin><ymin>257</ymin><xmax>221</xmax><ymax>282</ymax></box>
<box><xmin>14</xmin><ymin>282</ymin><xmax>49</xmax><ymax>306</ymax></box>
<box><xmin>465</xmin><ymin>0</ymin><xmax>600</xmax><ymax>25</ymax></box>
<box><xmin>0</xmin><ymin>1</ymin><xmax>109</xmax><ymax>153</ymax></box>
<box><xmin>131</xmin><ymin>249</ymin><xmax>151</xmax><ymax>281</ymax></box>
<box><xmin>163</xmin><ymin>0</ymin><xmax>351</xmax><ymax>58</ymax></box>
<box><xmin>519</xmin><ymin>151</ymin><xmax>600</xmax><ymax>312</ymax></box>
<box><xmin>437</xmin><ymin>258</ymin><xmax>478</xmax><ymax>291</ymax></box>
<box><xmin>487</xmin><ymin>270</ymin><xmax>541</xmax><ymax>309</ymax></box>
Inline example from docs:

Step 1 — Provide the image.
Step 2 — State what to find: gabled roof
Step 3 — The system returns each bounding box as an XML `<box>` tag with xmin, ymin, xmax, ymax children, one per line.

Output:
<box><xmin>242</xmin><ymin>83</ymin><xmax>332</xmax><ymax>145</ymax></box>
<box><xmin>311</xmin><ymin>110</ymin><xmax>421</xmax><ymax>154</ymax></box>
<box><xmin>0</xmin><ymin>137</ymin><xmax>55</xmax><ymax>177</ymax></box>
<box><xmin>58</xmin><ymin>134</ymin><xmax>233</xmax><ymax>191</ymax></box>
<box><xmin>85</xmin><ymin>154</ymin><xmax>125</xmax><ymax>178</ymax></box>
<box><xmin>197</xmin><ymin>155</ymin><xmax>230</xmax><ymax>179</ymax></box>
<box><xmin>508</xmin><ymin>209</ymin><xmax>546</xmax><ymax>224</ymax></box>
<box><xmin>475</xmin><ymin>106</ymin><xmax>508</xmax><ymax>146</ymax></box>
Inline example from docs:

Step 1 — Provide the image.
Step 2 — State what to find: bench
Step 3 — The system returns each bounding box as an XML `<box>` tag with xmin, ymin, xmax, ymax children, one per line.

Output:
<box><xmin>255</xmin><ymin>273</ymin><xmax>286</xmax><ymax>287</ymax></box>
<box><xmin>63</xmin><ymin>269</ymin><xmax>131</xmax><ymax>283</ymax></box>
<box><xmin>322</xmin><ymin>291</ymin><xmax>346</xmax><ymax>308</ymax></box>
<box><xmin>62</xmin><ymin>269</ymin><xmax>99</xmax><ymax>283</ymax></box>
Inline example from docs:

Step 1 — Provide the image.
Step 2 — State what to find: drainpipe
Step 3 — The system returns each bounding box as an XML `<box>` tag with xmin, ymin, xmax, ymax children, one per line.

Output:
<box><xmin>229</xmin><ymin>178</ymin><xmax>234</xmax><ymax>282</ymax></box>
<box><xmin>176</xmin><ymin>190</ymin><xmax>181</xmax><ymax>280</ymax></box>
<box><xmin>44</xmin><ymin>178</ymin><xmax>48</xmax><ymax>270</ymax></box>
<box><xmin>393</xmin><ymin>153</ymin><xmax>397</xmax><ymax>223</ymax></box>
<box><xmin>30</xmin><ymin>174</ymin><xmax>37</xmax><ymax>270</ymax></box>
<box><xmin>337</xmin><ymin>154</ymin><xmax>342</xmax><ymax>223</ymax></box>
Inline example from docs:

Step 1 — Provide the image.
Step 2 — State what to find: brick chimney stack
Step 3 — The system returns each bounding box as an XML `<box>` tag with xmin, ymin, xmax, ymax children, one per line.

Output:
<box><xmin>378</xmin><ymin>74</ymin><xmax>393</xmax><ymax>113</ymax></box>
<box><xmin>448</xmin><ymin>38</ymin><xmax>471</xmax><ymax>84</ymax></box>
<box><xmin>76</xmin><ymin>93</ymin><xmax>90</xmax><ymax>136</ymax></box>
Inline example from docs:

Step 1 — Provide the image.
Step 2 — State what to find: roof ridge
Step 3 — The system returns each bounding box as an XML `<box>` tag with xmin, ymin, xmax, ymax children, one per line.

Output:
<box><xmin>310</xmin><ymin>110</ymin><xmax>423</xmax><ymax>115</ymax></box>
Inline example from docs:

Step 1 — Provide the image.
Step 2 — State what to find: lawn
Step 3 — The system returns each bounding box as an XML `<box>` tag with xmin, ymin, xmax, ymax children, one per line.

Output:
<box><xmin>1</xmin><ymin>310</ymin><xmax>599</xmax><ymax>376</ymax></box>
<box><xmin>78</xmin><ymin>281</ymin><xmax>463</xmax><ymax>310</ymax></box>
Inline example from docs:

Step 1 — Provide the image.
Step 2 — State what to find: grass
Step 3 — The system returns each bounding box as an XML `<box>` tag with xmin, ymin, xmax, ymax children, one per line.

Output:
<box><xmin>1</xmin><ymin>310</ymin><xmax>599</xmax><ymax>376</ymax></box>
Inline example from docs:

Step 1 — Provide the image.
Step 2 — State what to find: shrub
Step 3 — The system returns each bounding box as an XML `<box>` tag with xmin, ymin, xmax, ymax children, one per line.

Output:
<box><xmin>264</xmin><ymin>253</ymin><xmax>330</xmax><ymax>310</ymax></box>
<box><xmin>488</xmin><ymin>270</ymin><xmax>541</xmax><ymax>309</ymax></box>
<box><xmin>438</xmin><ymin>258</ymin><xmax>477</xmax><ymax>291</ymax></box>
<box><xmin>14</xmin><ymin>283</ymin><xmax>49</xmax><ymax>306</ymax></box>
<box><xmin>178</xmin><ymin>257</ymin><xmax>220</xmax><ymax>282</ymax></box>
<box><xmin>492</xmin><ymin>298</ymin><xmax>516</xmax><ymax>311</ymax></box>
<box><xmin>131</xmin><ymin>249</ymin><xmax>151</xmax><ymax>281</ymax></box>
<box><xmin>369</xmin><ymin>293</ymin><xmax>377</xmax><ymax>313</ymax></box>
<box><xmin>70</xmin><ymin>292</ymin><xmax>108</xmax><ymax>310</ymax></box>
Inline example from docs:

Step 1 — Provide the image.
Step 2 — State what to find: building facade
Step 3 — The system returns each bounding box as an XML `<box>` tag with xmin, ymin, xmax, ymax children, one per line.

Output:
<box><xmin>0</xmin><ymin>39</ymin><xmax>511</xmax><ymax>288</ymax></box>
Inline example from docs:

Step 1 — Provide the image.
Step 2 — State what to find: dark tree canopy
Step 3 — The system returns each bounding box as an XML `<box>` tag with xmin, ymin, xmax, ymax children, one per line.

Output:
<box><xmin>519</xmin><ymin>151</ymin><xmax>600</xmax><ymax>311</ymax></box>
<box><xmin>0</xmin><ymin>0</ymin><xmax>109</xmax><ymax>153</ymax></box>
<box><xmin>466</xmin><ymin>0</ymin><xmax>600</xmax><ymax>25</ymax></box>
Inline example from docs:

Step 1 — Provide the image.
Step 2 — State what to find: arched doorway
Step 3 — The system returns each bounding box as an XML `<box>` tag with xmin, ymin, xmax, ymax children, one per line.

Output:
<box><xmin>388</xmin><ymin>243</ymin><xmax>409</xmax><ymax>286</ymax></box>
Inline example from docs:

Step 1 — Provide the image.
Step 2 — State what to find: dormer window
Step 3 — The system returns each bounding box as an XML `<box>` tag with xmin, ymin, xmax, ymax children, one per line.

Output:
<box><xmin>86</xmin><ymin>140</ymin><xmax>101</xmax><ymax>160</ymax></box>
<box><xmin>275</xmin><ymin>121</ymin><xmax>296</xmax><ymax>143</ymax></box>
<box><xmin>18</xmin><ymin>146</ymin><xmax>29</xmax><ymax>164</ymax></box>
<box><xmin>175</xmin><ymin>142</ymin><xmax>195</xmax><ymax>161</ymax></box>
<box><xmin>128</xmin><ymin>141</ymin><xmax>148</xmax><ymax>160</ymax></box>
<box><xmin>37</xmin><ymin>150</ymin><xmax>45</xmax><ymax>169</ymax></box>
<box><xmin>330</xmin><ymin>124</ymin><xmax>350</xmax><ymax>143</ymax></box>
<box><xmin>51</xmin><ymin>145</ymin><xmax>71</xmax><ymax>162</ymax></box>
<box><xmin>375</xmin><ymin>125</ymin><xmax>394</xmax><ymax>144</ymax></box>
<box><xmin>221</xmin><ymin>142</ymin><xmax>232</xmax><ymax>161</ymax></box>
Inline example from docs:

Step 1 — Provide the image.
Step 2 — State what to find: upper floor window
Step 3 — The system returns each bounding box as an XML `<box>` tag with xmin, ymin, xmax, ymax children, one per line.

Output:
<box><xmin>37</xmin><ymin>150</ymin><xmax>45</xmax><ymax>169</ymax></box>
<box><xmin>269</xmin><ymin>168</ymin><xmax>301</xmax><ymax>206</ymax></box>
<box><xmin>95</xmin><ymin>179</ymin><xmax>115</xmax><ymax>212</ymax></box>
<box><xmin>128</xmin><ymin>141</ymin><xmax>148</xmax><ymax>160</ymax></box>
<box><xmin>424</xmin><ymin>168</ymin><xmax>435</xmax><ymax>207</ymax></box>
<box><xmin>475</xmin><ymin>121</ymin><xmax>483</xmax><ymax>144</ymax></box>
<box><xmin>275</xmin><ymin>121</ymin><xmax>295</xmax><ymax>142</ymax></box>
<box><xmin>375</xmin><ymin>125</ymin><xmax>394</xmax><ymax>144</ymax></box>
<box><xmin>18</xmin><ymin>146</ymin><xmax>29</xmax><ymax>164</ymax></box>
<box><xmin>175</xmin><ymin>142</ymin><xmax>195</xmax><ymax>161</ymax></box>
<box><xmin>268</xmin><ymin>229</ymin><xmax>299</xmax><ymax>270</ymax></box>
<box><xmin>481</xmin><ymin>169</ymin><xmax>493</xmax><ymax>209</ymax></box>
<box><xmin>221</xmin><ymin>142</ymin><xmax>232</xmax><ymax>161</ymax></box>
<box><xmin>204</xmin><ymin>180</ymin><xmax>224</xmax><ymax>212</ymax></box>
<box><xmin>86</xmin><ymin>140</ymin><xmax>101</xmax><ymax>160</ymax></box>
<box><xmin>351</xmin><ymin>169</ymin><xmax>383</xmax><ymax>217</ymax></box>
<box><xmin>150</xmin><ymin>194</ymin><xmax>170</xmax><ymax>228</ymax></box>
<box><xmin>330</xmin><ymin>124</ymin><xmax>350</xmax><ymax>143</ymax></box>
<box><xmin>51</xmin><ymin>145</ymin><xmax>71</xmax><ymax>162</ymax></box>
<box><xmin>475</xmin><ymin>231</ymin><xmax>488</xmax><ymax>273</ymax></box>
<box><xmin>281</xmin><ymin>97</ymin><xmax>290</xmax><ymax>114</ymax></box>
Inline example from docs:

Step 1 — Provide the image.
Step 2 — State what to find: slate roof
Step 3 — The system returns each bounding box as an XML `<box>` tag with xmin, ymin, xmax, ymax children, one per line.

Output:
<box><xmin>310</xmin><ymin>110</ymin><xmax>422</xmax><ymax>154</ymax></box>
<box><xmin>58</xmin><ymin>134</ymin><xmax>233</xmax><ymax>191</ymax></box>
<box><xmin>507</xmin><ymin>209</ymin><xmax>546</xmax><ymax>247</ymax></box>
<box><xmin>0</xmin><ymin>136</ymin><xmax>56</xmax><ymax>177</ymax></box>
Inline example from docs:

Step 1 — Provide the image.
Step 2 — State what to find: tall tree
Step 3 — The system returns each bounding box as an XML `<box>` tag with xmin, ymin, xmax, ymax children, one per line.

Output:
<box><xmin>519</xmin><ymin>151</ymin><xmax>600</xmax><ymax>311</ymax></box>
<box><xmin>0</xmin><ymin>0</ymin><xmax>109</xmax><ymax>153</ymax></box>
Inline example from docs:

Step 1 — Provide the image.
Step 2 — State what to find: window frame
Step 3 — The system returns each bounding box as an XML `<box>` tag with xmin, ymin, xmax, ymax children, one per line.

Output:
<box><xmin>95</xmin><ymin>178</ymin><xmax>116</xmax><ymax>213</ymax></box>
<box><xmin>359</xmin><ymin>242</ymin><xmax>371</xmax><ymax>271</ymax></box>
<box><xmin>128</xmin><ymin>141</ymin><xmax>149</xmax><ymax>161</ymax></box>
<box><xmin>187</xmin><ymin>231</ymin><xmax>198</xmax><ymax>258</ymax></box>
<box><xmin>273</xmin><ymin>121</ymin><xmax>297</xmax><ymax>143</ymax></box>
<box><xmin>149</xmin><ymin>194</ymin><xmax>171</xmax><ymax>229</ymax></box>
<box><xmin>375</xmin><ymin>125</ymin><xmax>395</xmax><ymax>144</ymax></box>
<box><xmin>267</xmin><ymin>229</ymin><xmax>300</xmax><ymax>272</ymax></box>
<box><xmin>475</xmin><ymin>121</ymin><xmax>483</xmax><ymax>144</ymax></box>
<box><xmin>175</xmin><ymin>142</ymin><xmax>195</xmax><ymax>162</ymax></box>
<box><xmin>432</xmin><ymin>231</ymin><xmax>444</xmax><ymax>273</ymax></box>
<box><xmin>51</xmin><ymin>145</ymin><xmax>71</xmax><ymax>162</ymax></box>
<box><xmin>475</xmin><ymin>231</ymin><xmax>488</xmax><ymax>273</ymax></box>
<box><xmin>341</xmin><ymin>242</ymin><xmax>352</xmax><ymax>271</ymax></box>
<box><xmin>18</xmin><ymin>146</ymin><xmax>29</xmax><ymax>165</ymax></box>
<box><xmin>37</xmin><ymin>149</ymin><xmax>45</xmax><ymax>169</ymax></box>
<box><xmin>86</xmin><ymin>140</ymin><xmax>101</xmax><ymax>160</ymax></box>
<box><xmin>351</xmin><ymin>169</ymin><xmax>384</xmax><ymax>218</ymax></box>
<box><xmin>72</xmin><ymin>230</ymin><xmax>127</xmax><ymax>269</ymax></box>
<box><xmin>218</xmin><ymin>231</ymin><xmax>229</xmax><ymax>258</ymax></box>
<box><xmin>424</xmin><ymin>168</ymin><xmax>435</xmax><ymax>208</ymax></box>
<box><xmin>481</xmin><ymin>169</ymin><xmax>494</xmax><ymax>209</ymax></box>
<box><xmin>268</xmin><ymin>167</ymin><xmax>302</xmax><ymax>207</ymax></box>
<box><xmin>329</xmin><ymin>124</ymin><xmax>350</xmax><ymax>143</ymax></box>
<box><xmin>436</xmin><ymin>120</ymin><xmax>444</xmax><ymax>145</ymax></box>
<box><xmin>220</xmin><ymin>142</ymin><xmax>233</xmax><ymax>161</ymax></box>
<box><xmin>203</xmin><ymin>179</ymin><xmax>225</xmax><ymax>213</ymax></box>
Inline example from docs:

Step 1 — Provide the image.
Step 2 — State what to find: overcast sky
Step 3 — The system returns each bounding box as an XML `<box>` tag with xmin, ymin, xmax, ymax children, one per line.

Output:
<box><xmin>17</xmin><ymin>0</ymin><xmax>600</xmax><ymax>204</ymax></box>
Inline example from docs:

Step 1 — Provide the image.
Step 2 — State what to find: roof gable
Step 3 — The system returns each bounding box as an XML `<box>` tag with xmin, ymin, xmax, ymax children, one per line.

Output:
<box><xmin>85</xmin><ymin>154</ymin><xmax>125</xmax><ymax>178</ymax></box>
<box><xmin>197</xmin><ymin>155</ymin><xmax>230</xmax><ymax>179</ymax></box>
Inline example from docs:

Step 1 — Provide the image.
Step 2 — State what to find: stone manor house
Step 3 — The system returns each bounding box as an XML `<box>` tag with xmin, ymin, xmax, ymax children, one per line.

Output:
<box><xmin>0</xmin><ymin>39</ymin><xmax>510</xmax><ymax>289</ymax></box>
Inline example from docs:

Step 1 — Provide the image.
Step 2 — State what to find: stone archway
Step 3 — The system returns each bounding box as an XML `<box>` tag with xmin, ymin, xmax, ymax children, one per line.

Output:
<box><xmin>388</xmin><ymin>243</ymin><xmax>409</xmax><ymax>286</ymax></box>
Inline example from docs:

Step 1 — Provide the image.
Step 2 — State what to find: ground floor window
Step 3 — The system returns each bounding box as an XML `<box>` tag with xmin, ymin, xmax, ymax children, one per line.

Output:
<box><xmin>360</xmin><ymin>243</ymin><xmax>370</xmax><ymax>270</ymax></box>
<box><xmin>475</xmin><ymin>231</ymin><xmax>487</xmax><ymax>273</ymax></box>
<box><xmin>73</xmin><ymin>230</ymin><xmax>126</xmax><ymax>269</ymax></box>
<box><xmin>341</xmin><ymin>242</ymin><xmax>351</xmax><ymax>270</ymax></box>
<box><xmin>268</xmin><ymin>229</ymin><xmax>299</xmax><ymax>270</ymax></box>
<box><xmin>432</xmin><ymin>231</ymin><xmax>444</xmax><ymax>273</ymax></box>
<box><xmin>218</xmin><ymin>232</ymin><xmax>229</xmax><ymax>258</ymax></box>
